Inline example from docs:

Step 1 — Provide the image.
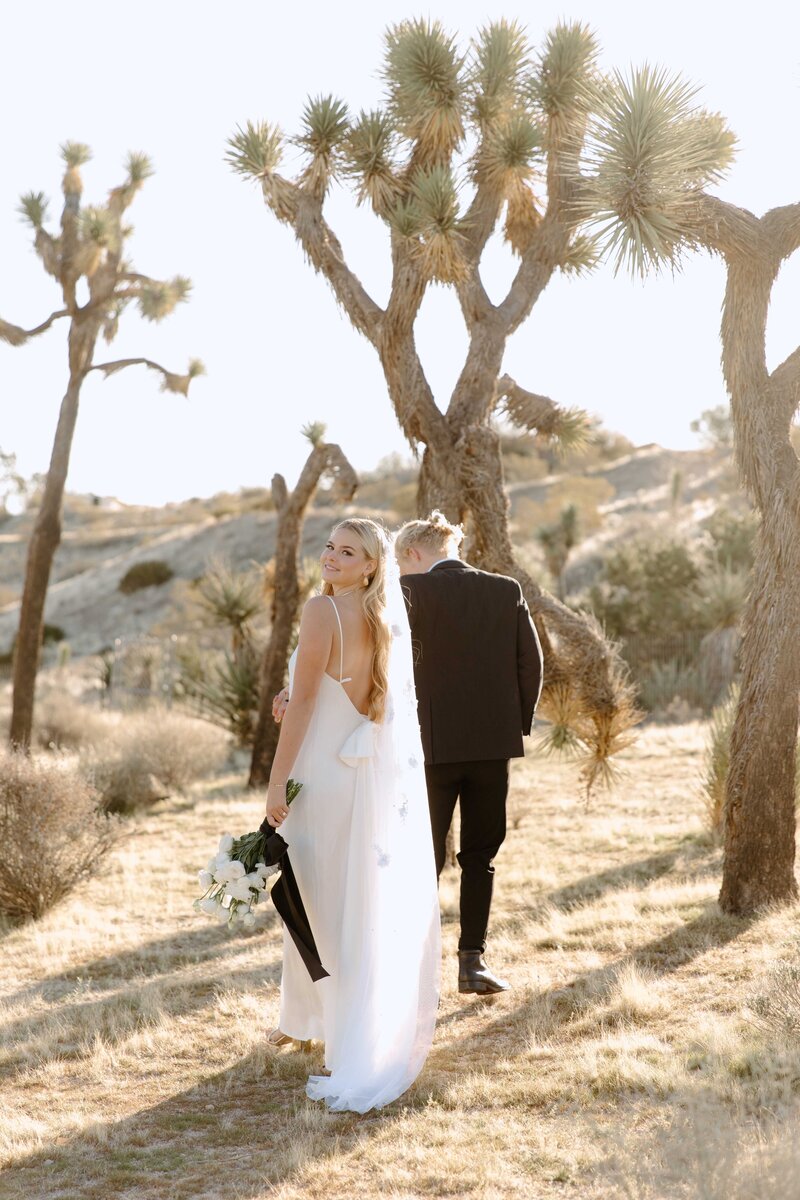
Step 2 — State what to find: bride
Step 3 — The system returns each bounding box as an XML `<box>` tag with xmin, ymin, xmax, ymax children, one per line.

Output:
<box><xmin>264</xmin><ymin>517</ymin><xmax>441</xmax><ymax>1112</ymax></box>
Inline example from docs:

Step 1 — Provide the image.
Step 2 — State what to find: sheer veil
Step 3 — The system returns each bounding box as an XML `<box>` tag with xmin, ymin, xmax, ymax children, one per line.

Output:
<box><xmin>305</xmin><ymin>539</ymin><xmax>441</xmax><ymax>1112</ymax></box>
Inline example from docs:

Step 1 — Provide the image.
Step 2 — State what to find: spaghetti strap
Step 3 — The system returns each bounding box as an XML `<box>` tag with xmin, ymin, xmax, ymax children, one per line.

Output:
<box><xmin>326</xmin><ymin>596</ymin><xmax>352</xmax><ymax>683</ymax></box>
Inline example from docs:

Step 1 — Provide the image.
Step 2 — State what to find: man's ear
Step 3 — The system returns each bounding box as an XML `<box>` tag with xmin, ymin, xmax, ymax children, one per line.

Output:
<box><xmin>407</xmin><ymin>546</ymin><xmax>422</xmax><ymax>562</ymax></box>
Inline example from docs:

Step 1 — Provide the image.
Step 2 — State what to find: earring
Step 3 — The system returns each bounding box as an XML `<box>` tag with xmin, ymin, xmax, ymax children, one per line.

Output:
<box><xmin>363</xmin><ymin>575</ymin><xmax>370</xmax><ymax>587</ymax></box>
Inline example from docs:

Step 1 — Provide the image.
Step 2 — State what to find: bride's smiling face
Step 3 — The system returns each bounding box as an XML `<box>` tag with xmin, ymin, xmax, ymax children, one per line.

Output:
<box><xmin>321</xmin><ymin>528</ymin><xmax>375</xmax><ymax>590</ymax></box>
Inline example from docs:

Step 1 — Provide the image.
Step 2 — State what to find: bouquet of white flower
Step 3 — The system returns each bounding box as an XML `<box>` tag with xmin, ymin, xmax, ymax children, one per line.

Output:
<box><xmin>193</xmin><ymin>779</ymin><xmax>302</xmax><ymax>931</ymax></box>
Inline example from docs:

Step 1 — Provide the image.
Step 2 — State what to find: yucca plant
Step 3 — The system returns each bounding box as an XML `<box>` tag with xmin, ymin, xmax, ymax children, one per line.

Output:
<box><xmin>535</xmin><ymin>504</ymin><xmax>580</xmax><ymax>600</ymax></box>
<box><xmin>249</xmin><ymin>426</ymin><xmax>358</xmax><ymax>786</ymax></box>
<box><xmin>2</xmin><ymin>145</ymin><xmax>204</xmax><ymax>751</ymax></box>
<box><xmin>702</xmin><ymin>686</ymin><xmax>800</xmax><ymax>841</ymax></box>
<box><xmin>194</xmin><ymin>562</ymin><xmax>265</xmax><ymax>658</ymax></box>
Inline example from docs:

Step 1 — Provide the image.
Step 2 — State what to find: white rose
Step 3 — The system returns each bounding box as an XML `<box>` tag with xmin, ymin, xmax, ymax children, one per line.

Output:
<box><xmin>198</xmin><ymin>870</ymin><xmax>214</xmax><ymax>889</ymax></box>
<box><xmin>214</xmin><ymin>850</ymin><xmax>231</xmax><ymax>868</ymax></box>
<box><xmin>206</xmin><ymin>857</ymin><xmax>218</xmax><ymax>873</ymax></box>
<box><xmin>255</xmin><ymin>861</ymin><xmax>268</xmax><ymax>877</ymax></box>
<box><xmin>218</xmin><ymin>908</ymin><xmax>232</xmax><ymax>923</ymax></box>
<box><xmin>200</xmin><ymin>897</ymin><xmax>222</xmax><ymax>916</ymax></box>
<box><xmin>215</xmin><ymin>861</ymin><xmax>243</xmax><ymax>884</ymax></box>
<box><xmin>226</xmin><ymin>879</ymin><xmax>253</xmax><ymax>903</ymax></box>
<box><xmin>218</xmin><ymin>834</ymin><xmax>235</xmax><ymax>854</ymax></box>
<box><xmin>245</xmin><ymin>871</ymin><xmax>264</xmax><ymax>889</ymax></box>
<box><xmin>242</xmin><ymin>912</ymin><xmax>256</xmax><ymax>928</ymax></box>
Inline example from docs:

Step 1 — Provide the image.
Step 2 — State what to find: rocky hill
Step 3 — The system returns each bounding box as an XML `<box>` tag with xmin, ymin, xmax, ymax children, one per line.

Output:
<box><xmin>0</xmin><ymin>443</ymin><xmax>737</xmax><ymax>658</ymax></box>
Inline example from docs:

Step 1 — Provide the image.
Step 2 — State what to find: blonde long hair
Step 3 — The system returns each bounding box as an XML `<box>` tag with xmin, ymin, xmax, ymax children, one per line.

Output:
<box><xmin>322</xmin><ymin>518</ymin><xmax>392</xmax><ymax>723</ymax></box>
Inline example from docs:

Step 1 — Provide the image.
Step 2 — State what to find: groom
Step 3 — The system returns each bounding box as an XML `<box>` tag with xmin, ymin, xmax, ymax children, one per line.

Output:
<box><xmin>396</xmin><ymin>512</ymin><xmax>543</xmax><ymax>995</ymax></box>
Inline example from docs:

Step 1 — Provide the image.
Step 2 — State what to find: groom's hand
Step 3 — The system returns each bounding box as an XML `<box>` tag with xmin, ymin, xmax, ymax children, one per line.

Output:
<box><xmin>272</xmin><ymin>687</ymin><xmax>289</xmax><ymax>724</ymax></box>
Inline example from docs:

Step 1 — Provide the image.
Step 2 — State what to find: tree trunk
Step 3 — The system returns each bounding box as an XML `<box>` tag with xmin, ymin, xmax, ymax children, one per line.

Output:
<box><xmin>248</xmin><ymin>443</ymin><xmax>356</xmax><ymax>787</ymax></box>
<box><xmin>249</xmin><ymin>497</ymin><xmax>302</xmax><ymax>788</ymax></box>
<box><xmin>717</xmin><ymin>252</ymin><xmax>800</xmax><ymax>913</ymax></box>
<box><xmin>719</xmin><ymin>525</ymin><xmax>800</xmax><ymax>912</ymax></box>
<box><xmin>9</xmin><ymin>376</ymin><xmax>82</xmax><ymax>749</ymax></box>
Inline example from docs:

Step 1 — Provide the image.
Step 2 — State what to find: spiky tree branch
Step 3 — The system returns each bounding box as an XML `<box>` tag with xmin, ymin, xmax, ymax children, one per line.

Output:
<box><xmin>495</xmin><ymin>374</ymin><xmax>590</xmax><ymax>449</ymax></box>
<box><xmin>88</xmin><ymin>357</ymin><xmax>205</xmax><ymax>396</ymax></box>
<box><xmin>0</xmin><ymin>310</ymin><xmax>70</xmax><ymax>347</ymax></box>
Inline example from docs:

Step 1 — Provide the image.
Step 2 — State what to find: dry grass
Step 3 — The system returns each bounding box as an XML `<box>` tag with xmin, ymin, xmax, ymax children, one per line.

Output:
<box><xmin>2</xmin><ymin>721</ymin><xmax>800</xmax><ymax>1198</ymax></box>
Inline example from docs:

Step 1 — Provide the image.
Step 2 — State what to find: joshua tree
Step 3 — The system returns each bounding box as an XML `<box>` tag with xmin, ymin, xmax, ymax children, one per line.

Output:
<box><xmin>707</xmin><ymin>206</ymin><xmax>800</xmax><ymax>913</ymax></box>
<box><xmin>564</xmin><ymin>57</ymin><xmax>799</xmax><ymax>909</ymax></box>
<box><xmin>1</xmin><ymin>144</ymin><xmax>204</xmax><ymax>750</ymax></box>
<box><xmin>232</xmin><ymin>19</ymin><xmax>800</xmax><ymax>907</ymax></box>
<box><xmin>228</xmin><ymin>18</ymin><xmax>660</xmax><ymax>790</ymax></box>
<box><xmin>249</xmin><ymin>424</ymin><xmax>357</xmax><ymax>787</ymax></box>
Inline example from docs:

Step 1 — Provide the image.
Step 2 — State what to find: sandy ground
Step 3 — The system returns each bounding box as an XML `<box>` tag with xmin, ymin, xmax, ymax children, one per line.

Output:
<box><xmin>2</xmin><ymin>721</ymin><xmax>800</xmax><ymax>1199</ymax></box>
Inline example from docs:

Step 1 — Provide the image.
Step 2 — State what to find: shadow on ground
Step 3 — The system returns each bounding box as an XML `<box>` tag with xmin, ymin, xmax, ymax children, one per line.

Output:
<box><xmin>0</xmin><ymin>1043</ymin><xmax>402</xmax><ymax>1200</ymax></box>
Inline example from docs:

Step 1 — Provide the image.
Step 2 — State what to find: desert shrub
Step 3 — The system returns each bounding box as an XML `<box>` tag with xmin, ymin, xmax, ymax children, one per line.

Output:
<box><xmin>84</xmin><ymin>710</ymin><xmax>230</xmax><ymax>813</ymax></box>
<box><xmin>118</xmin><ymin>559</ymin><xmax>174</xmax><ymax>594</ymax></box>
<box><xmin>590</xmin><ymin>539</ymin><xmax>748</xmax><ymax>714</ymax></box>
<box><xmin>747</xmin><ymin>961</ymin><xmax>800</xmax><ymax>1040</ymax></box>
<box><xmin>87</xmin><ymin>755</ymin><xmax>167</xmax><ymax>815</ymax></box>
<box><xmin>120</xmin><ymin>710</ymin><xmax>230</xmax><ymax>791</ymax></box>
<box><xmin>589</xmin><ymin>537</ymin><xmax>702</xmax><ymax>639</ymax></box>
<box><xmin>638</xmin><ymin>658</ymin><xmax>706</xmax><ymax>715</ymax></box>
<box><xmin>0</xmin><ymin>750</ymin><xmax>121</xmax><ymax>919</ymax></box>
<box><xmin>696</xmin><ymin>563</ymin><xmax>749</xmax><ymax>631</ymax></box>
<box><xmin>34</xmin><ymin>690</ymin><xmax>111</xmax><ymax>750</ymax></box>
<box><xmin>702</xmin><ymin>506</ymin><xmax>758</xmax><ymax>573</ymax></box>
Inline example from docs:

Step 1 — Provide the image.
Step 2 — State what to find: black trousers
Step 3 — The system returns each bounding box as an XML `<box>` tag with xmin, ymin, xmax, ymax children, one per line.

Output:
<box><xmin>424</xmin><ymin>759</ymin><xmax>509</xmax><ymax>953</ymax></box>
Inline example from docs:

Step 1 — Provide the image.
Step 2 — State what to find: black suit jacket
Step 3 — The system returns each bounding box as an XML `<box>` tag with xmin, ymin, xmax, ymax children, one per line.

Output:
<box><xmin>401</xmin><ymin>560</ymin><xmax>543</xmax><ymax>765</ymax></box>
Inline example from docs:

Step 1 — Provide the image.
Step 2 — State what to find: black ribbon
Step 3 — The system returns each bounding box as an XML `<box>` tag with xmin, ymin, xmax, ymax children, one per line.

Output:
<box><xmin>259</xmin><ymin>819</ymin><xmax>329</xmax><ymax>982</ymax></box>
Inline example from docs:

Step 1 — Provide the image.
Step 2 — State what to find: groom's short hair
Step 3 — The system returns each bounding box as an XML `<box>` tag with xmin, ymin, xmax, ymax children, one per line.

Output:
<box><xmin>395</xmin><ymin>510</ymin><xmax>465</xmax><ymax>558</ymax></box>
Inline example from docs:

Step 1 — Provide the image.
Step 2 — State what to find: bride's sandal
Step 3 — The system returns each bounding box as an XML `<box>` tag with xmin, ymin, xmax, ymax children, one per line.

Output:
<box><xmin>267</xmin><ymin>1028</ymin><xmax>293</xmax><ymax>1048</ymax></box>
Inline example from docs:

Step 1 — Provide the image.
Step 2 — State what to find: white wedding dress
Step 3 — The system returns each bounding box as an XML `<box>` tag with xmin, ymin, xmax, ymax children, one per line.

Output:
<box><xmin>276</xmin><ymin>588</ymin><xmax>441</xmax><ymax>1113</ymax></box>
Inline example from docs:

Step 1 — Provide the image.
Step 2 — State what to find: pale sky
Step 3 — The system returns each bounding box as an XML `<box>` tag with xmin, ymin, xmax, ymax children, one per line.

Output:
<box><xmin>1</xmin><ymin>0</ymin><xmax>798</xmax><ymax>506</ymax></box>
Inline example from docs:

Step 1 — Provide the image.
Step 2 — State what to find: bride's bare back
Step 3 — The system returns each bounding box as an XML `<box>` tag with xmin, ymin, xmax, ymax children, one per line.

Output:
<box><xmin>324</xmin><ymin>594</ymin><xmax>373</xmax><ymax>717</ymax></box>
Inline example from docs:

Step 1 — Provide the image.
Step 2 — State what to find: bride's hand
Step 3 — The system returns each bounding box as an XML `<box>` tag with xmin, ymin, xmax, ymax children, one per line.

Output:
<box><xmin>266</xmin><ymin>783</ymin><xmax>289</xmax><ymax>827</ymax></box>
<box><xmin>272</xmin><ymin>687</ymin><xmax>289</xmax><ymax>724</ymax></box>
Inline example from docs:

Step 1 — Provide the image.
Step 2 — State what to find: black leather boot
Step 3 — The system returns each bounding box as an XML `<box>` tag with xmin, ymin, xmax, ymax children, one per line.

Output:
<box><xmin>458</xmin><ymin>951</ymin><xmax>509</xmax><ymax>995</ymax></box>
